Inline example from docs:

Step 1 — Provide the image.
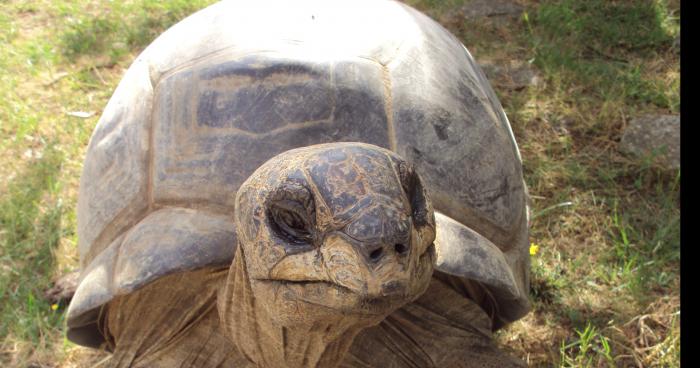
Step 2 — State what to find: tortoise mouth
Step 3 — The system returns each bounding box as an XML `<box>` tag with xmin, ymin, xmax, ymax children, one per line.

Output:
<box><xmin>254</xmin><ymin>278</ymin><xmax>411</xmax><ymax>316</ymax></box>
<box><xmin>254</xmin><ymin>246</ymin><xmax>434</xmax><ymax>316</ymax></box>
<box><xmin>255</xmin><ymin>279</ymin><xmax>353</xmax><ymax>294</ymax></box>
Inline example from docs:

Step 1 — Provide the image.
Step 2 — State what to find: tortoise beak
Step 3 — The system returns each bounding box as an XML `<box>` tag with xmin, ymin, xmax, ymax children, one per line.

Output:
<box><xmin>268</xmin><ymin>232</ymin><xmax>424</xmax><ymax>300</ymax></box>
<box><xmin>321</xmin><ymin>234</ymin><xmax>411</xmax><ymax>298</ymax></box>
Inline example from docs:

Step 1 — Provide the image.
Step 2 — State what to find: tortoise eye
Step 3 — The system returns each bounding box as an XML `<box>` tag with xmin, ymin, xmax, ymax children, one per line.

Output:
<box><xmin>270</xmin><ymin>200</ymin><xmax>312</xmax><ymax>245</ymax></box>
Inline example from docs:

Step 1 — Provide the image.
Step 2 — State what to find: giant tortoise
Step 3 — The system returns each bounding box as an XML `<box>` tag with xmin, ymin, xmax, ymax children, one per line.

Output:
<box><xmin>66</xmin><ymin>0</ymin><xmax>531</xmax><ymax>366</ymax></box>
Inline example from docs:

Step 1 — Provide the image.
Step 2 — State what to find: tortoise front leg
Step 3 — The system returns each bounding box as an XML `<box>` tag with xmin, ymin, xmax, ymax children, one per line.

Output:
<box><xmin>342</xmin><ymin>275</ymin><xmax>526</xmax><ymax>368</ymax></box>
<box><xmin>103</xmin><ymin>269</ymin><xmax>249</xmax><ymax>367</ymax></box>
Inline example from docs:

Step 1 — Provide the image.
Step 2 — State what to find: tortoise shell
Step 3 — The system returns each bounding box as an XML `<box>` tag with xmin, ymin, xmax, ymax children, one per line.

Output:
<box><xmin>67</xmin><ymin>0</ymin><xmax>530</xmax><ymax>347</ymax></box>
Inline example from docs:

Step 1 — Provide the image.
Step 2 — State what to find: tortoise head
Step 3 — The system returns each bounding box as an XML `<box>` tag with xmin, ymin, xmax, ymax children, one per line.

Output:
<box><xmin>219</xmin><ymin>142</ymin><xmax>435</xmax><ymax>367</ymax></box>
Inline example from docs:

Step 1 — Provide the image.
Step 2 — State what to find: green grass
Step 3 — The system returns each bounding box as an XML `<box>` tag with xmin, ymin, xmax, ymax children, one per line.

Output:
<box><xmin>0</xmin><ymin>146</ymin><xmax>65</xmax><ymax>359</ymax></box>
<box><xmin>60</xmin><ymin>0</ymin><xmax>216</xmax><ymax>62</ymax></box>
<box><xmin>528</xmin><ymin>0</ymin><xmax>679</xmax><ymax>111</ymax></box>
<box><xmin>0</xmin><ymin>0</ymin><xmax>215</xmax><ymax>365</ymax></box>
<box><xmin>559</xmin><ymin>322</ymin><xmax>615</xmax><ymax>368</ymax></box>
<box><xmin>0</xmin><ymin>0</ymin><xmax>680</xmax><ymax>366</ymax></box>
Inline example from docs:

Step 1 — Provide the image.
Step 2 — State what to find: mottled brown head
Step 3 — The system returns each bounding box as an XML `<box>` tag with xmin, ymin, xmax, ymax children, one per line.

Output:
<box><xmin>237</xmin><ymin>142</ymin><xmax>435</xmax><ymax>314</ymax></box>
<box><xmin>219</xmin><ymin>143</ymin><xmax>436</xmax><ymax>366</ymax></box>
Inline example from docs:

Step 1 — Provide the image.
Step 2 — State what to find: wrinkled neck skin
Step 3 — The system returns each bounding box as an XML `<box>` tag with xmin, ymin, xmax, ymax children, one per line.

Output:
<box><xmin>218</xmin><ymin>246</ymin><xmax>381</xmax><ymax>368</ymax></box>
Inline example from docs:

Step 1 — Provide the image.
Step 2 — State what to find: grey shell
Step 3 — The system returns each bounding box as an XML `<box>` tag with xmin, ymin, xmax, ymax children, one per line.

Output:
<box><xmin>67</xmin><ymin>0</ymin><xmax>530</xmax><ymax>347</ymax></box>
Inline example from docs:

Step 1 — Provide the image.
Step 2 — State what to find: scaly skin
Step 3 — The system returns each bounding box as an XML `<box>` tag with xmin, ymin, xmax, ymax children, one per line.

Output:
<box><xmin>219</xmin><ymin>143</ymin><xmax>436</xmax><ymax>367</ymax></box>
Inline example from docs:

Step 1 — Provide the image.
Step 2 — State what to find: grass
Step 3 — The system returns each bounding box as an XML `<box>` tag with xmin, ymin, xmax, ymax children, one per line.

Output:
<box><xmin>1</xmin><ymin>1</ymin><xmax>217</xmax><ymax>365</ymax></box>
<box><xmin>60</xmin><ymin>0</ymin><xmax>216</xmax><ymax>63</ymax></box>
<box><xmin>0</xmin><ymin>0</ymin><xmax>680</xmax><ymax>366</ymax></box>
<box><xmin>0</xmin><ymin>145</ymin><xmax>65</xmax><ymax>364</ymax></box>
<box><xmin>559</xmin><ymin>322</ymin><xmax>615</xmax><ymax>367</ymax></box>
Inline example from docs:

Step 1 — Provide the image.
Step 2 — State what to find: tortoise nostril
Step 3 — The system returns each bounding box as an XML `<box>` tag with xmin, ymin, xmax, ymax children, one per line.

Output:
<box><xmin>369</xmin><ymin>248</ymin><xmax>383</xmax><ymax>261</ymax></box>
<box><xmin>394</xmin><ymin>243</ymin><xmax>408</xmax><ymax>254</ymax></box>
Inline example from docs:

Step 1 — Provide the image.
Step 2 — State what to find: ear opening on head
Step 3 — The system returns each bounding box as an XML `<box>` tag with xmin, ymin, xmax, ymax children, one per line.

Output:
<box><xmin>398</xmin><ymin>161</ymin><xmax>434</xmax><ymax>229</ymax></box>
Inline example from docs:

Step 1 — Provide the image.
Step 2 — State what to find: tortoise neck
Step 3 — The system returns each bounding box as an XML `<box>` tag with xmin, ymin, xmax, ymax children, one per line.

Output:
<box><xmin>218</xmin><ymin>246</ymin><xmax>364</xmax><ymax>368</ymax></box>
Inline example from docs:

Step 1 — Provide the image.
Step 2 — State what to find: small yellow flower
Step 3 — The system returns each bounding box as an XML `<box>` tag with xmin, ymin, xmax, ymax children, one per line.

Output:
<box><xmin>529</xmin><ymin>243</ymin><xmax>540</xmax><ymax>256</ymax></box>
<box><xmin>51</xmin><ymin>304</ymin><xmax>59</xmax><ymax>311</ymax></box>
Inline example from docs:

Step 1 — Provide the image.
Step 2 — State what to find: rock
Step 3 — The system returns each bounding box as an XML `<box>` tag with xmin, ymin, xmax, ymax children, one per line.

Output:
<box><xmin>479</xmin><ymin>60</ymin><xmax>540</xmax><ymax>90</ymax></box>
<box><xmin>620</xmin><ymin>115</ymin><xmax>680</xmax><ymax>169</ymax></box>
<box><xmin>461</xmin><ymin>0</ymin><xmax>524</xmax><ymax>21</ymax></box>
<box><xmin>44</xmin><ymin>270</ymin><xmax>80</xmax><ymax>305</ymax></box>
